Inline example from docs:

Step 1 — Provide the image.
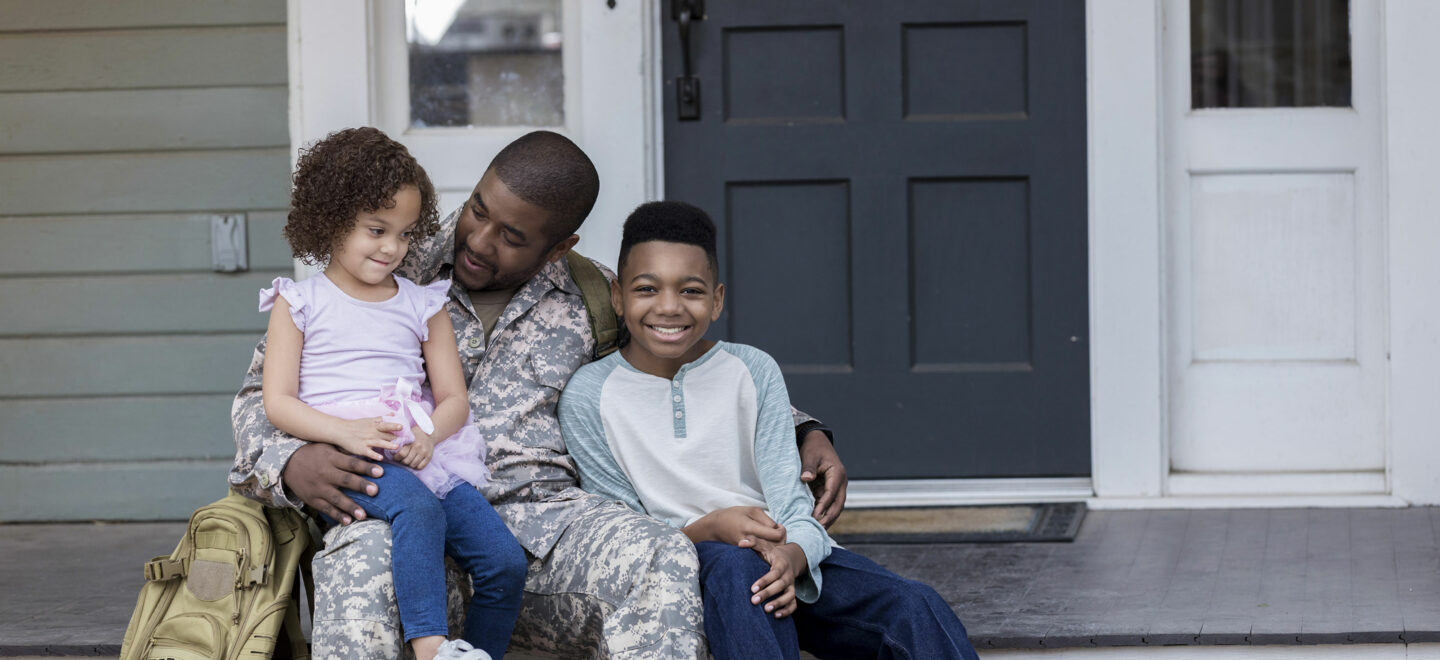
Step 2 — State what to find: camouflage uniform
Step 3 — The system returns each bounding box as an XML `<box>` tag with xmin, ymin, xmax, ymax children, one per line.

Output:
<box><xmin>231</xmin><ymin>208</ymin><xmax>819</xmax><ymax>658</ymax></box>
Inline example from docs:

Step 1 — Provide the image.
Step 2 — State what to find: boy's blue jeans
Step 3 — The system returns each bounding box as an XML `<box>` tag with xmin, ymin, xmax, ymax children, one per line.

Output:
<box><xmin>695</xmin><ymin>541</ymin><xmax>981</xmax><ymax>660</ymax></box>
<box><xmin>321</xmin><ymin>465</ymin><xmax>527</xmax><ymax>658</ymax></box>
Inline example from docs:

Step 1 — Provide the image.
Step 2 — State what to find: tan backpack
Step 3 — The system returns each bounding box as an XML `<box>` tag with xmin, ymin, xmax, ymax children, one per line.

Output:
<box><xmin>565</xmin><ymin>250</ymin><xmax>620</xmax><ymax>359</ymax></box>
<box><xmin>120</xmin><ymin>490</ymin><xmax>314</xmax><ymax>660</ymax></box>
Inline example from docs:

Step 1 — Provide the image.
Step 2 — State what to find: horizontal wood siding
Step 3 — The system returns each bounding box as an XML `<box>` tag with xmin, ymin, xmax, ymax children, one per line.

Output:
<box><xmin>0</xmin><ymin>462</ymin><xmax>236</xmax><ymax>522</ymax></box>
<box><xmin>0</xmin><ymin>0</ymin><xmax>285</xmax><ymax>32</ymax></box>
<box><xmin>0</xmin><ymin>1</ymin><xmax>289</xmax><ymax>521</ymax></box>
<box><xmin>0</xmin><ymin>87</ymin><xmax>289</xmax><ymax>153</ymax></box>
<box><xmin>0</xmin><ymin>335</ymin><xmax>260</xmax><ymax>401</ymax></box>
<box><xmin>0</xmin><ymin>273</ymin><xmax>278</xmax><ymax>335</ymax></box>
<box><xmin>0</xmin><ymin>212</ymin><xmax>290</xmax><ymax>276</ymax></box>
<box><xmin>0</xmin><ymin>149</ymin><xmax>290</xmax><ymax>215</ymax></box>
<box><xmin>0</xmin><ymin>395</ymin><xmax>237</xmax><ymax>463</ymax></box>
<box><xmin>0</xmin><ymin>27</ymin><xmax>287</xmax><ymax>92</ymax></box>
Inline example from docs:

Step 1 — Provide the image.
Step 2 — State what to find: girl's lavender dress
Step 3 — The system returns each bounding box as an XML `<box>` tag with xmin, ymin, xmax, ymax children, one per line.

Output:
<box><xmin>260</xmin><ymin>273</ymin><xmax>487</xmax><ymax>496</ymax></box>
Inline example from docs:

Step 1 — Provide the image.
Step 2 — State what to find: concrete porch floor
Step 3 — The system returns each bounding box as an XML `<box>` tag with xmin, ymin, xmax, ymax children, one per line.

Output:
<box><xmin>3</xmin><ymin>507</ymin><xmax>1439</xmax><ymax>656</ymax></box>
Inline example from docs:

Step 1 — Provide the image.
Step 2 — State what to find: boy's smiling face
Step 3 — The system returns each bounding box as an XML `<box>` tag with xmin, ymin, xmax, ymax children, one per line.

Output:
<box><xmin>613</xmin><ymin>240</ymin><xmax>725</xmax><ymax>379</ymax></box>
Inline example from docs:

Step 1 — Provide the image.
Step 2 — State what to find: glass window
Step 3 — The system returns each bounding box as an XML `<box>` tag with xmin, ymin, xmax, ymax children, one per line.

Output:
<box><xmin>406</xmin><ymin>0</ymin><xmax>564</xmax><ymax>127</ymax></box>
<box><xmin>1190</xmin><ymin>0</ymin><xmax>1350</xmax><ymax>109</ymax></box>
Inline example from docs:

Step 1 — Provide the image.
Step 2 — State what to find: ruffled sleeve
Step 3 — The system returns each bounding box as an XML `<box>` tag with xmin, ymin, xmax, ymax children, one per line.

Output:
<box><xmin>258</xmin><ymin>277</ymin><xmax>308</xmax><ymax>333</ymax></box>
<box><xmin>418</xmin><ymin>278</ymin><xmax>454</xmax><ymax>342</ymax></box>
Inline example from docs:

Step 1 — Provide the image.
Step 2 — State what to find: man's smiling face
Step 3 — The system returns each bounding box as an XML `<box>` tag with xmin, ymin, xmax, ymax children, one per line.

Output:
<box><xmin>452</xmin><ymin>168</ymin><xmax>573</xmax><ymax>292</ymax></box>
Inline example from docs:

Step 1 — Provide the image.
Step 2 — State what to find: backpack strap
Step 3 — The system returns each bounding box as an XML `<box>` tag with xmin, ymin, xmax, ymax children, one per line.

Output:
<box><xmin>298</xmin><ymin>517</ymin><xmax>319</xmax><ymax>622</ymax></box>
<box><xmin>279</xmin><ymin>596</ymin><xmax>309</xmax><ymax>660</ymax></box>
<box><xmin>279</xmin><ymin>512</ymin><xmax>319</xmax><ymax>660</ymax></box>
<box><xmin>566</xmin><ymin>250</ymin><xmax>619</xmax><ymax>359</ymax></box>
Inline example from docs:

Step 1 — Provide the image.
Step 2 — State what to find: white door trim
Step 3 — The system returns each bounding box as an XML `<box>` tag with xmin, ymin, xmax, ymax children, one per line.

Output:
<box><xmin>1383</xmin><ymin>2</ymin><xmax>1440</xmax><ymax>506</ymax></box>
<box><xmin>286</xmin><ymin>0</ymin><xmax>657</xmax><ymax>268</ymax></box>
<box><xmin>1085</xmin><ymin>0</ymin><xmax>1167</xmax><ymax>500</ymax></box>
<box><xmin>1087</xmin><ymin>0</ymin><xmax>1440</xmax><ymax>506</ymax></box>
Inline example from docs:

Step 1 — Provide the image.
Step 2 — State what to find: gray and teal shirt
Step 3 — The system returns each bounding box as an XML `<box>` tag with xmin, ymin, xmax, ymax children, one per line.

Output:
<box><xmin>559</xmin><ymin>340</ymin><xmax>834</xmax><ymax>602</ymax></box>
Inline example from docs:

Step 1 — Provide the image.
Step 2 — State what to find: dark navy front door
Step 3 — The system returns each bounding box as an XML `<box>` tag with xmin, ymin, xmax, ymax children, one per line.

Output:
<box><xmin>662</xmin><ymin>1</ymin><xmax>1090</xmax><ymax>479</ymax></box>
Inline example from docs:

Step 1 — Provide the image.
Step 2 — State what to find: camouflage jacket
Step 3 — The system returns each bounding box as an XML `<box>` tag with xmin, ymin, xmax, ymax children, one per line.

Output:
<box><xmin>230</xmin><ymin>207</ymin><xmax>820</xmax><ymax>557</ymax></box>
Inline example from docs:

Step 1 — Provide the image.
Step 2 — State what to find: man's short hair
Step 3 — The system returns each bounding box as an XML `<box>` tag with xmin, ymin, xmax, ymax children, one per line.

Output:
<box><xmin>618</xmin><ymin>201</ymin><xmax>720</xmax><ymax>281</ymax></box>
<box><xmin>489</xmin><ymin>130</ymin><xmax>600</xmax><ymax>242</ymax></box>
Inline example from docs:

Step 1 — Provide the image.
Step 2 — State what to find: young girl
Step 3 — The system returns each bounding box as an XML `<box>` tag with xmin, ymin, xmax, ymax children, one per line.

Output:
<box><xmin>259</xmin><ymin>127</ymin><xmax>526</xmax><ymax>660</ymax></box>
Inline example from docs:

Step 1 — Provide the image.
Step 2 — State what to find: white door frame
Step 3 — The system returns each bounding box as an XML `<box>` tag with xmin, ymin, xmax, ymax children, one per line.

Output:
<box><xmin>1087</xmin><ymin>0</ymin><xmax>1440</xmax><ymax>507</ymax></box>
<box><xmin>286</xmin><ymin>0</ymin><xmax>657</xmax><ymax>265</ymax></box>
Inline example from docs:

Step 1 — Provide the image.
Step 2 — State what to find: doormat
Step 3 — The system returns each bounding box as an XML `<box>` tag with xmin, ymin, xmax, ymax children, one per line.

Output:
<box><xmin>827</xmin><ymin>502</ymin><xmax>1086</xmax><ymax>544</ymax></box>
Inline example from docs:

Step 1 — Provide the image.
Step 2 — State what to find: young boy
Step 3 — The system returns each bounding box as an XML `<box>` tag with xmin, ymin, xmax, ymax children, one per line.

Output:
<box><xmin>558</xmin><ymin>201</ymin><xmax>981</xmax><ymax>659</ymax></box>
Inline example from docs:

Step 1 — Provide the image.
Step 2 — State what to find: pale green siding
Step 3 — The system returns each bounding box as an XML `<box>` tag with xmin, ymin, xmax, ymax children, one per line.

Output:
<box><xmin>0</xmin><ymin>1</ymin><xmax>291</xmax><ymax>521</ymax></box>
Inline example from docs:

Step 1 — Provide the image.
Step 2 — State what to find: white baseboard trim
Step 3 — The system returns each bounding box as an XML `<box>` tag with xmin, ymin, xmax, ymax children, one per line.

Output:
<box><xmin>844</xmin><ymin>476</ymin><xmax>1410</xmax><ymax>510</ymax></box>
<box><xmin>845</xmin><ymin>478</ymin><xmax>1093</xmax><ymax>508</ymax></box>
<box><xmin>1167</xmin><ymin>471</ymin><xmax>1388</xmax><ymax>497</ymax></box>
<box><xmin>1088</xmin><ymin>494</ymin><xmax>1409</xmax><ymax>510</ymax></box>
<box><xmin>982</xmin><ymin>642</ymin><xmax>1440</xmax><ymax>659</ymax></box>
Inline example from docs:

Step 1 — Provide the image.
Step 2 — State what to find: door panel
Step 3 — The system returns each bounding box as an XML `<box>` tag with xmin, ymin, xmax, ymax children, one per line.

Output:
<box><xmin>663</xmin><ymin>1</ymin><xmax>1089</xmax><ymax>479</ymax></box>
<box><xmin>1164</xmin><ymin>0</ymin><xmax>1386</xmax><ymax>478</ymax></box>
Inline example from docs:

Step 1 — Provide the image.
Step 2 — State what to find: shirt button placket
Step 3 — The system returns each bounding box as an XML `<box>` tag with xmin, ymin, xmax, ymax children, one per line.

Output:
<box><xmin>671</xmin><ymin>378</ymin><xmax>686</xmax><ymax>436</ymax></box>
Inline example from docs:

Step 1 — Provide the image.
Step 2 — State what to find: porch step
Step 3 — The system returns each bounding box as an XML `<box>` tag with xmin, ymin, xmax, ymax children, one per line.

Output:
<box><xmin>866</xmin><ymin>507</ymin><xmax>1440</xmax><ymax>650</ymax></box>
<box><xmin>4</xmin><ymin>508</ymin><xmax>1439</xmax><ymax>655</ymax></box>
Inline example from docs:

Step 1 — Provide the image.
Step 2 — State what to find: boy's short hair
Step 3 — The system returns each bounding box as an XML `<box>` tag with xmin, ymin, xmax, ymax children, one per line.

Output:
<box><xmin>618</xmin><ymin>201</ymin><xmax>720</xmax><ymax>281</ymax></box>
<box><xmin>285</xmin><ymin>126</ymin><xmax>440</xmax><ymax>265</ymax></box>
<box><xmin>490</xmin><ymin>130</ymin><xmax>600</xmax><ymax>243</ymax></box>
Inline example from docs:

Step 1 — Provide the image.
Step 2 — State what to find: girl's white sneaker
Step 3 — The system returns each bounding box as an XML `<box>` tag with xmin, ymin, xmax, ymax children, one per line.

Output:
<box><xmin>434</xmin><ymin>639</ymin><xmax>492</xmax><ymax>660</ymax></box>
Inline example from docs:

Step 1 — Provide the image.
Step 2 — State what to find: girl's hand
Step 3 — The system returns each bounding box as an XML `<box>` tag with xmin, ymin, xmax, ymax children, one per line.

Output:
<box><xmin>333</xmin><ymin>417</ymin><xmax>402</xmax><ymax>460</ymax></box>
<box><xmin>394</xmin><ymin>427</ymin><xmax>435</xmax><ymax>470</ymax></box>
<box><xmin>749</xmin><ymin>541</ymin><xmax>806</xmax><ymax>618</ymax></box>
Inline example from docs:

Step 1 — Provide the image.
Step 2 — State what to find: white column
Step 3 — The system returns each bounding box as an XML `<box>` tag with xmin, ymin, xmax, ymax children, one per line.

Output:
<box><xmin>1386</xmin><ymin>0</ymin><xmax>1440</xmax><ymax>505</ymax></box>
<box><xmin>1085</xmin><ymin>0</ymin><xmax>1166</xmax><ymax>498</ymax></box>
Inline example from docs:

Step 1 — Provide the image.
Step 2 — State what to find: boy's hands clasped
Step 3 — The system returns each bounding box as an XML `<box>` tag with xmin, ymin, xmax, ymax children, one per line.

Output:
<box><xmin>685</xmin><ymin>506</ymin><xmax>787</xmax><ymax>547</ymax></box>
<box><xmin>683</xmin><ymin>506</ymin><xmax>810</xmax><ymax>618</ymax></box>
<box><xmin>748</xmin><ymin>539</ymin><xmax>807</xmax><ymax>618</ymax></box>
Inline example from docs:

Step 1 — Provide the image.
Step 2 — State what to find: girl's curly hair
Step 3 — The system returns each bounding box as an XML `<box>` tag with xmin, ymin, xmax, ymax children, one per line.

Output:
<box><xmin>284</xmin><ymin>127</ymin><xmax>440</xmax><ymax>265</ymax></box>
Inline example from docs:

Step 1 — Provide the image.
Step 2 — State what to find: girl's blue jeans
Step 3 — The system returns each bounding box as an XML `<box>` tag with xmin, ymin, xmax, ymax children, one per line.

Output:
<box><xmin>320</xmin><ymin>464</ymin><xmax>527</xmax><ymax>659</ymax></box>
<box><xmin>695</xmin><ymin>541</ymin><xmax>981</xmax><ymax>660</ymax></box>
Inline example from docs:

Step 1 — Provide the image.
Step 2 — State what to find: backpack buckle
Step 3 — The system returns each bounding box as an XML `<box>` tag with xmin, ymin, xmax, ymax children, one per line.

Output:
<box><xmin>593</xmin><ymin>328</ymin><xmax>619</xmax><ymax>359</ymax></box>
<box><xmin>144</xmin><ymin>558</ymin><xmax>186</xmax><ymax>581</ymax></box>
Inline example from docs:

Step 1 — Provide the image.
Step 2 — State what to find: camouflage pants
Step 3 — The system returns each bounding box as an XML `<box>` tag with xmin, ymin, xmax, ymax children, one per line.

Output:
<box><xmin>311</xmin><ymin>499</ymin><xmax>707</xmax><ymax>659</ymax></box>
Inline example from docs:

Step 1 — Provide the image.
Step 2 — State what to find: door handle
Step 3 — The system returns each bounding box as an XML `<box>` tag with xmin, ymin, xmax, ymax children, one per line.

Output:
<box><xmin>673</xmin><ymin>0</ymin><xmax>704</xmax><ymax>120</ymax></box>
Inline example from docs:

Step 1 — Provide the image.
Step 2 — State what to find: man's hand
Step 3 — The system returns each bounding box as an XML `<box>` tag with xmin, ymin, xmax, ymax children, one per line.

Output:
<box><xmin>799</xmin><ymin>430</ymin><xmax>848</xmax><ymax>527</ymax></box>
<box><xmin>748</xmin><ymin>540</ymin><xmax>806</xmax><ymax>618</ymax></box>
<box><xmin>394</xmin><ymin>428</ymin><xmax>435</xmax><ymax>470</ymax></box>
<box><xmin>330</xmin><ymin>417</ymin><xmax>402</xmax><ymax>461</ymax></box>
<box><xmin>284</xmin><ymin>443</ymin><xmax>383</xmax><ymax>525</ymax></box>
<box><xmin>684</xmin><ymin>506</ymin><xmax>787</xmax><ymax>547</ymax></box>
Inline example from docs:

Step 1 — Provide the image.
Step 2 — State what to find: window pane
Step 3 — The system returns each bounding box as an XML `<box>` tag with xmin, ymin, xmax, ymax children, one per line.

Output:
<box><xmin>407</xmin><ymin>0</ymin><xmax>563</xmax><ymax>127</ymax></box>
<box><xmin>1191</xmin><ymin>0</ymin><xmax>1350</xmax><ymax>109</ymax></box>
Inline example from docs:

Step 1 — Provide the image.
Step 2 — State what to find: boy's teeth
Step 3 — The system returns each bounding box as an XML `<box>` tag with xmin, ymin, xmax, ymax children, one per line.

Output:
<box><xmin>651</xmin><ymin>326</ymin><xmax>685</xmax><ymax>335</ymax></box>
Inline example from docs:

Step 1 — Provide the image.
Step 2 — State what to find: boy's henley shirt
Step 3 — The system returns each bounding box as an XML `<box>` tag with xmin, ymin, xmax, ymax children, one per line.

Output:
<box><xmin>559</xmin><ymin>340</ymin><xmax>833</xmax><ymax>602</ymax></box>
